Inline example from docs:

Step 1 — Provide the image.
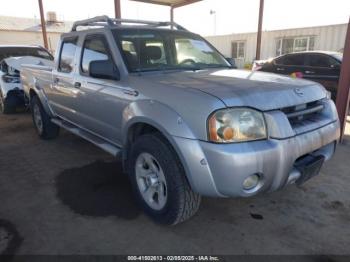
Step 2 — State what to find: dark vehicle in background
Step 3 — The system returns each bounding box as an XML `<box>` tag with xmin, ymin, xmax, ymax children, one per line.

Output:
<box><xmin>255</xmin><ymin>51</ymin><xmax>343</xmax><ymax>100</ymax></box>
<box><xmin>0</xmin><ymin>45</ymin><xmax>53</xmax><ymax>114</ymax></box>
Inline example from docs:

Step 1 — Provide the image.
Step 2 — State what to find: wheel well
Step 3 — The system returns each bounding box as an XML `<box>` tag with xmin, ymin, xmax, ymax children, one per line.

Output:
<box><xmin>124</xmin><ymin>122</ymin><xmax>164</xmax><ymax>166</ymax></box>
<box><xmin>127</xmin><ymin>122</ymin><xmax>160</xmax><ymax>146</ymax></box>
<box><xmin>29</xmin><ymin>89</ymin><xmax>37</xmax><ymax>100</ymax></box>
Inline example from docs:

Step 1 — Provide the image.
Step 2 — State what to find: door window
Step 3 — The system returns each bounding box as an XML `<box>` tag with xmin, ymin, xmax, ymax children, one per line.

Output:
<box><xmin>58</xmin><ymin>38</ymin><xmax>78</xmax><ymax>73</ymax></box>
<box><xmin>276</xmin><ymin>54</ymin><xmax>306</xmax><ymax>66</ymax></box>
<box><xmin>81</xmin><ymin>36</ymin><xmax>111</xmax><ymax>73</ymax></box>
<box><xmin>309</xmin><ymin>54</ymin><xmax>339</xmax><ymax>68</ymax></box>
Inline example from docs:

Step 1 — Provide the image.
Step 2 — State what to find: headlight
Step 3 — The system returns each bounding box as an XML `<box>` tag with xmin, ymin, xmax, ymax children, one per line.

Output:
<box><xmin>208</xmin><ymin>108</ymin><xmax>267</xmax><ymax>143</ymax></box>
<box><xmin>2</xmin><ymin>75</ymin><xmax>20</xmax><ymax>84</ymax></box>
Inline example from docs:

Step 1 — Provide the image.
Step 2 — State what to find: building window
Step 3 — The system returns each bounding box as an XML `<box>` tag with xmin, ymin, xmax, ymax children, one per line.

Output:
<box><xmin>276</xmin><ymin>36</ymin><xmax>315</xmax><ymax>56</ymax></box>
<box><xmin>232</xmin><ymin>41</ymin><xmax>245</xmax><ymax>59</ymax></box>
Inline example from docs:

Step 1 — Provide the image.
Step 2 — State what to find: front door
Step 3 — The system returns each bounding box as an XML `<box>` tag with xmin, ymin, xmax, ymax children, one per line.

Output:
<box><xmin>273</xmin><ymin>53</ymin><xmax>307</xmax><ymax>77</ymax></box>
<box><xmin>73</xmin><ymin>34</ymin><xmax>136</xmax><ymax>145</ymax></box>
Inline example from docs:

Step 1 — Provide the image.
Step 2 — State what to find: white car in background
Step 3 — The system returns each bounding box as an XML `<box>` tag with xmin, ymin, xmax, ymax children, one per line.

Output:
<box><xmin>0</xmin><ymin>45</ymin><xmax>53</xmax><ymax>114</ymax></box>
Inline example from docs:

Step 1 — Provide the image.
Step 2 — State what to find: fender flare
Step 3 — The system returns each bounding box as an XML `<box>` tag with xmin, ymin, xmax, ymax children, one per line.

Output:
<box><xmin>122</xmin><ymin>99</ymin><xmax>196</xmax><ymax>144</ymax></box>
<box><xmin>122</xmin><ymin>100</ymin><xmax>203</xmax><ymax>192</ymax></box>
<box><xmin>28</xmin><ymin>81</ymin><xmax>55</xmax><ymax>117</ymax></box>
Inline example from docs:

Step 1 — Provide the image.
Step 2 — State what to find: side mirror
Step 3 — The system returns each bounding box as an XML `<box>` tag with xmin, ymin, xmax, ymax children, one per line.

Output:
<box><xmin>89</xmin><ymin>60</ymin><xmax>120</xmax><ymax>80</ymax></box>
<box><xmin>226</xmin><ymin>57</ymin><xmax>237</xmax><ymax>69</ymax></box>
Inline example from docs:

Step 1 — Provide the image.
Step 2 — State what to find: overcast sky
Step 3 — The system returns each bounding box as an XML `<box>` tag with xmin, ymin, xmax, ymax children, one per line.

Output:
<box><xmin>1</xmin><ymin>0</ymin><xmax>349</xmax><ymax>36</ymax></box>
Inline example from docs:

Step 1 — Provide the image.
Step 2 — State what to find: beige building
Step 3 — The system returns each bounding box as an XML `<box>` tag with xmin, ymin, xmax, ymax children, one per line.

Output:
<box><xmin>206</xmin><ymin>23</ymin><xmax>347</xmax><ymax>68</ymax></box>
<box><xmin>0</xmin><ymin>13</ymin><xmax>72</xmax><ymax>53</ymax></box>
<box><xmin>1</xmin><ymin>14</ymin><xmax>346</xmax><ymax>68</ymax></box>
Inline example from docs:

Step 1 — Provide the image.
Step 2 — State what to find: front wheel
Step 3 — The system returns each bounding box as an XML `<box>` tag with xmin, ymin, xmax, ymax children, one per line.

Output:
<box><xmin>128</xmin><ymin>133</ymin><xmax>201</xmax><ymax>225</ymax></box>
<box><xmin>30</xmin><ymin>96</ymin><xmax>60</xmax><ymax>139</ymax></box>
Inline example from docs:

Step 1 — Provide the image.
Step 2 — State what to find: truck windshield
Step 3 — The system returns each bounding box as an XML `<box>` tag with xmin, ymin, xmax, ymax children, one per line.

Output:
<box><xmin>0</xmin><ymin>47</ymin><xmax>53</xmax><ymax>62</ymax></box>
<box><xmin>113</xmin><ymin>29</ymin><xmax>230</xmax><ymax>72</ymax></box>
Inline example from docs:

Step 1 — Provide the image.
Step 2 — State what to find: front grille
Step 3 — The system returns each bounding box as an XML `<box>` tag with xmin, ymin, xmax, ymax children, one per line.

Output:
<box><xmin>281</xmin><ymin>100</ymin><xmax>325</xmax><ymax>129</ymax></box>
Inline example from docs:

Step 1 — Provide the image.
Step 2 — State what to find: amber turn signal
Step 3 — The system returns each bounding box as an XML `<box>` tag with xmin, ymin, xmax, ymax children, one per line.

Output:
<box><xmin>208</xmin><ymin>116</ymin><xmax>218</xmax><ymax>141</ymax></box>
<box><xmin>218</xmin><ymin>126</ymin><xmax>235</xmax><ymax>140</ymax></box>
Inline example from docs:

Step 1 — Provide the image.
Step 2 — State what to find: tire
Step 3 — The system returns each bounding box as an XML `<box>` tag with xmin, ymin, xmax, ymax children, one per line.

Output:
<box><xmin>128</xmin><ymin>133</ymin><xmax>201</xmax><ymax>225</ymax></box>
<box><xmin>30</xmin><ymin>95</ymin><xmax>60</xmax><ymax>139</ymax></box>
<box><xmin>0</xmin><ymin>91</ymin><xmax>16</xmax><ymax>114</ymax></box>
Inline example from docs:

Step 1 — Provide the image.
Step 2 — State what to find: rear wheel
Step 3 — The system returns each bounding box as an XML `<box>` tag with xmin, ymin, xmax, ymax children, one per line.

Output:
<box><xmin>30</xmin><ymin>96</ymin><xmax>59</xmax><ymax>139</ymax></box>
<box><xmin>128</xmin><ymin>133</ymin><xmax>201</xmax><ymax>225</ymax></box>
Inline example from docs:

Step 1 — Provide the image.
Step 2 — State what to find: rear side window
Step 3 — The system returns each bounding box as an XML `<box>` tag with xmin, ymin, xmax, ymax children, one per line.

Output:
<box><xmin>81</xmin><ymin>36</ymin><xmax>111</xmax><ymax>73</ymax></box>
<box><xmin>276</xmin><ymin>54</ymin><xmax>306</xmax><ymax>66</ymax></box>
<box><xmin>59</xmin><ymin>38</ymin><xmax>78</xmax><ymax>73</ymax></box>
<box><xmin>309</xmin><ymin>54</ymin><xmax>338</xmax><ymax>68</ymax></box>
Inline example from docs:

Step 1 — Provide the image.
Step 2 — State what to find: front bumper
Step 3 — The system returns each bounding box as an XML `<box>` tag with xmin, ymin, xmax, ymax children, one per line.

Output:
<box><xmin>174</xmin><ymin>120</ymin><xmax>340</xmax><ymax>198</ymax></box>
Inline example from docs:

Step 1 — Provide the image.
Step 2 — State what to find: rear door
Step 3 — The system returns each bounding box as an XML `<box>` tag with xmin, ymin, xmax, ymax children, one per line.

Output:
<box><xmin>303</xmin><ymin>53</ymin><xmax>340</xmax><ymax>99</ymax></box>
<box><xmin>49</xmin><ymin>37</ymin><xmax>81</xmax><ymax>123</ymax></box>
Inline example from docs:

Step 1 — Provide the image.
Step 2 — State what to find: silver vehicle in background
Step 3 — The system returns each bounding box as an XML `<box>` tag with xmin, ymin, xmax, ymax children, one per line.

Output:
<box><xmin>0</xmin><ymin>45</ymin><xmax>53</xmax><ymax>114</ymax></box>
<box><xmin>21</xmin><ymin>16</ymin><xmax>340</xmax><ymax>225</ymax></box>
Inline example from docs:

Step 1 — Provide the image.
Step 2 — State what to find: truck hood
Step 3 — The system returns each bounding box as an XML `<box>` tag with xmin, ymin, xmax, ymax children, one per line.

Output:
<box><xmin>140</xmin><ymin>69</ymin><xmax>327</xmax><ymax>111</ymax></box>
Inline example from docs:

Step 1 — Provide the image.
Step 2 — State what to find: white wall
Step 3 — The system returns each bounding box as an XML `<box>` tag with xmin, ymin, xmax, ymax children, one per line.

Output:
<box><xmin>0</xmin><ymin>30</ymin><xmax>61</xmax><ymax>53</ymax></box>
<box><xmin>1</xmin><ymin>24</ymin><xmax>346</xmax><ymax>67</ymax></box>
<box><xmin>206</xmin><ymin>23</ymin><xmax>347</xmax><ymax>68</ymax></box>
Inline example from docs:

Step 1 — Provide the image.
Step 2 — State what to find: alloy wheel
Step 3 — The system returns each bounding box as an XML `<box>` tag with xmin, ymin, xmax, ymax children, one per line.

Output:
<box><xmin>135</xmin><ymin>152</ymin><xmax>168</xmax><ymax>210</ymax></box>
<box><xmin>33</xmin><ymin>104</ymin><xmax>43</xmax><ymax>134</ymax></box>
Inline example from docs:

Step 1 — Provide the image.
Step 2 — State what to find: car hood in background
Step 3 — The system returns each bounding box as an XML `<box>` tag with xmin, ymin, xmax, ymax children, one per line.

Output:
<box><xmin>4</xmin><ymin>56</ymin><xmax>54</xmax><ymax>72</ymax></box>
<box><xmin>140</xmin><ymin>69</ymin><xmax>327</xmax><ymax>111</ymax></box>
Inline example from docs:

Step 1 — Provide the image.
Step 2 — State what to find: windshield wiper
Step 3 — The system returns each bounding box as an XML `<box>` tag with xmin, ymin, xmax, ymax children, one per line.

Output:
<box><xmin>195</xmin><ymin>63</ymin><xmax>231</xmax><ymax>69</ymax></box>
<box><xmin>178</xmin><ymin>66</ymin><xmax>202</xmax><ymax>72</ymax></box>
<box><xmin>131</xmin><ymin>63</ymin><xmax>227</xmax><ymax>73</ymax></box>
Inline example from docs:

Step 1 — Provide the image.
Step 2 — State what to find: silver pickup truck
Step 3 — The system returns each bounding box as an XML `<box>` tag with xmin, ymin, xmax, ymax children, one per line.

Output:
<box><xmin>21</xmin><ymin>16</ymin><xmax>340</xmax><ymax>225</ymax></box>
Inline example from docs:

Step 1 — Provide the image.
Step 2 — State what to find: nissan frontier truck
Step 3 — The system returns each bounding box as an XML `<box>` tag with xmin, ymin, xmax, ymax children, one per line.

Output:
<box><xmin>21</xmin><ymin>16</ymin><xmax>340</xmax><ymax>225</ymax></box>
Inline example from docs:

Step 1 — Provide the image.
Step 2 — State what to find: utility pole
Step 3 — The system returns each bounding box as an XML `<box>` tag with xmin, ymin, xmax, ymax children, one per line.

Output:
<box><xmin>114</xmin><ymin>0</ymin><xmax>121</xmax><ymax>19</ymax></box>
<box><xmin>38</xmin><ymin>0</ymin><xmax>48</xmax><ymax>49</ymax></box>
<box><xmin>335</xmin><ymin>18</ymin><xmax>350</xmax><ymax>141</ymax></box>
<box><xmin>256</xmin><ymin>0</ymin><xmax>264</xmax><ymax>60</ymax></box>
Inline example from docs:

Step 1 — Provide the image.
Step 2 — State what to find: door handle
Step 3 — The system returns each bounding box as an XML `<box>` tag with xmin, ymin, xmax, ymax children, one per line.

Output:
<box><xmin>74</xmin><ymin>82</ymin><xmax>81</xmax><ymax>89</ymax></box>
<box><xmin>276</xmin><ymin>67</ymin><xmax>285</xmax><ymax>71</ymax></box>
<box><xmin>123</xmin><ymin>90</ymin><xmax>139</xmax><ymax>96</ymax></box>
<box><xmin>305</xmin><ymin>71</ymin><xmax>315</xmax><ymax>74</ymax></box>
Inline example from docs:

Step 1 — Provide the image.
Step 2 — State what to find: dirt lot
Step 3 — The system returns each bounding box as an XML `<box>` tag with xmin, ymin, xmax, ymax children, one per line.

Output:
<box><xmin>0</xmin><ymin>113</ymin><xmax>350</xmax><ymax>256</ymax></box>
